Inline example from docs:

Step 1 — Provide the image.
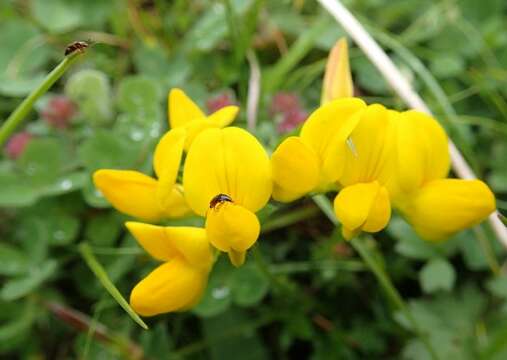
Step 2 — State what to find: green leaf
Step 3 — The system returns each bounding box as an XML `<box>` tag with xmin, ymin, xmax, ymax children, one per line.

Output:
<box><xmin>230</xmin><ymin>263</ymin><xmax>269</xmax><ymax>306</ymax></box>
<box><xmin>78</xmin><ymin>129</ymin><xmax>140</xmax><ymax>171</ymax></box>
<box><xmin>0</xmin><ymin>260</ymin><xmax>57</xmax><ymax>301</ymax></box>
<box><xmin>17</xmin><ymin>138</ymin><xmax>64</xmax><ymax>185</ymax></box>
<box><xmin>0</xmin><ymin>302</ymin><xmax>35</xmax><ymax>353</ymax></box>
<box><xmin>85</xmin><ymin>212</ymin><xmax>124</xmax><ymax>247</ymax></box>
<box><xmin>65</xmin><ymin>69</ymin><xmax>112</xmax><ymax>124</ymax></box>
<box><xmin>388</xmin><ymin>217</ymin><xmax>439</xmax><ymax>260</ymax></box>
<box><xmin>419</xmin><ymin>258</ymin><xmax>456</xmax><ymax>293</ymax></box>
<box><xmin>0</xmin><ymin>172</ymin><xmax>38</xmax><ymax>207</ymax></box>
<box><xmin>193</xmin><ymin>257</ymin><xmax>233</xmax><ymax>317</ymax></box>
<box><xmin>31</xmin><ymin>0</ymin><xmax>82</xmax><ymax>33</ymax></box>
<box><xmin>117</xmin><ymin>75</ymin><xmax>161</xmax><ymax>114</ymax></box>
<box><xmin>0</xmin><ymin>244</ymin><xmax>30</xmax><ymax>276</ymax></box>
<box><xmin>78</xmin><ymin>242</ymin><xmax>148</xmax><ymax>330</ymax></box>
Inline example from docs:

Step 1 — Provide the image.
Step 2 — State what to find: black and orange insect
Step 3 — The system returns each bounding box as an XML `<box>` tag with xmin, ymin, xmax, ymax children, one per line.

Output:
<box><xmin>209</xmin><ymin>194</ymin><xmax>233</xmax><ymax>209</ymax></box>
<box><xmin>64</xmin><ymin>41</ymin><xmax>89</xmax><ymax>56</ymax></box>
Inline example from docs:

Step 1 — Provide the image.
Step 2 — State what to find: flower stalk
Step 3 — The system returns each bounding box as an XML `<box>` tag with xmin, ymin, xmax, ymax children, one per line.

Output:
<box><xmin>313</xmin><ymin>194</ymin><xmax>439</xmax><ymax>360</ymax></box>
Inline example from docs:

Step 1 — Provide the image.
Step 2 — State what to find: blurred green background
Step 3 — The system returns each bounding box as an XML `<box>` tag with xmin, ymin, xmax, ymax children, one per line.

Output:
<box><xmin>1</xmin><ymin>0</ymin><xmax>507</xmax><ymax>359</ymax></box>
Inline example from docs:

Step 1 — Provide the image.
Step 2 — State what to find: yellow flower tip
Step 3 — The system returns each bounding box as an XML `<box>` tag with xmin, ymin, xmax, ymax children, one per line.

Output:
<box><xmin>334</xmin><ymin>181</ymin><xmax>391</xmax><ymax>236</ymax></box>
<box><xmin>92</xmin><ymin>169</ymin><xmax>162</xmax><ymax>221</ymax></box>
<box><xmin>130</xmin><ymin>258</ymin><xmax>209</xmax><ymax>316</ymax></box>
<box><xmin>402</xmin><ymin>179</ymin><xmax>496</xmax><ymax>241</ymax></box>
<box><xmin>321</xmin><ymin>38</ymin><xmax>353</xmax><ymax>104</ymax></box>
<box><xmin>228</xmin><ymin>249</ymin><xmax>246</xmax><ymax>267</ymax></box>
<box><xmin>205</xmin><ymin>200</ymin><xmax>260</xmax><ymax>257</ymax></box>
<box><xmin>271</xmin><ymin>136</ymin><xmax>320</xmax><ymax>202</ymax></box>
<box><xmin>168</xmin><ymin>88</ymin><xmax>205</xmax><ymax>129</ymax></box>
<box><xmin>207</xmin><ymin>105</ymin><xmax>239</xmax><ymax>127</ymax></box>
<box><xmin>126</xmin><ymin>221</ymin><xmax>213</xmax><ymax>269</ymax></box>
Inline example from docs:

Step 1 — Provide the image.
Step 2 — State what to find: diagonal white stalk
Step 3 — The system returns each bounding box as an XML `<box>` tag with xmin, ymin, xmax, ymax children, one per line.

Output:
<box><xmin>317</xmin><ymin>0</ymin><xmax>507</xmax><ymax>248</ymax></box>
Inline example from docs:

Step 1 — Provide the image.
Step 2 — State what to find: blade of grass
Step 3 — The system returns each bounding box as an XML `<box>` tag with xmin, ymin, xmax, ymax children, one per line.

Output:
<box><xmin>263</xmin><ymin>20</ymin><xmax>329</xmax><ymax>92</ymax></box>
<box><xmin>0</xmin><ymin>50</ymin><xmax>85</xmax><ymax>146</ymax></box>
<box><xmin>78</xmin><ymin>242</ymin><xmax>148</xmax><ymax>330</ymax></box>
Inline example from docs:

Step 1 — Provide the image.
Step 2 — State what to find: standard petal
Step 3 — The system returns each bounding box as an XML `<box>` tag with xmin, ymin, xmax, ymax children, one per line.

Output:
<box><xmin>321</xmin><ymin>38</ymin><xmax>353</xmax><ymax>104</ymax></box>
<box><xmin>126</xmin><ymin>222</ymin><xmax>212</xmax><ymax>268</ymax></box>
<box><xmin>400</xmin><ymin>179</ymin><xmax>496</xmax><ymax>241</ymax></box>
<box><xmin>183</xmin><ymin>127</ymin><xmax>272</xmax><ymax>216</ymax></box>
<box><xmin>153</xmin><ymin>128</ymin><xmax>186</xmax><ymax>181</ymax></box>
<box><xmin>93</xmin><ymin>169</ymin><xmax>162</xmax><ymax>221</ymax></box>
<box><xmin>300</xmin><ymin>97</ymin><xmax>366</xmax><ymax>161</ymax></box>
<box><xmin>130</xmin><ymin>259</ymin><xmax>209</xmax><ymax>316</ymax></box>
<box><xmin>390</xmin><ymin>110</ymin><xmax>450</xmax><ymax>195</ymax></box>
<box><xmin>271</xmin><ymin>136</ymin><xmax>320</xmax><ymax>202</ymax></box>
<box><xmin>168</xmin><ymin>88</ymin><xmax>205</xmax><ymax>129</ymax></box>
<box><xmin>338</xmin><ymin>104</ymin><xmax>395</xmax><ymax>186</ymax></box>
<box><xmin>205</xmin><ymin>202</ymin><xmax>260</xmax><ymax>255</ymax></box>
<box><xmin>207</xmin><ymin>105</ymin><xmax>239</xmax><ymax>127</ymax></box>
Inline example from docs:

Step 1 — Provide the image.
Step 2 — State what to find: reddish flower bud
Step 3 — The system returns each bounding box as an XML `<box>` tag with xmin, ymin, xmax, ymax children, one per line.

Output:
<box><xmin>41</xmin><ymin>95</ymin><xmax>77</xmax><ymax>129</ymax></box>
<box><xmin>5</xmin><ymin>132</ymin><xmax>33</xmax><ymax>159</ymax></box>
<box><xmin>277</xmin><ymin>109</ymin><xmax>308</xmax><ymax>134</ymax></box>
<box><xmin>206</xmin><ymin>92</ymin><xmax>236</xmax><ymax>113</ymax></box>
<box><xmin>270</xmin><ymin>92</ymin><xmax>302</xmax><ymax>116</ymax></box>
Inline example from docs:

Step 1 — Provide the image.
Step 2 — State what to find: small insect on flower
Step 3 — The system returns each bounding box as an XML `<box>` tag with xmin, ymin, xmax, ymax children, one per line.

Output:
<box><xmin>209</xmin><ymin>194</ymin><xmax>233</xmax><ymax>210</ymax></box>
<box><xmin>64</xmin><ymin>41</ymin><xmax>89</xmax><ymax>56</ymax></box>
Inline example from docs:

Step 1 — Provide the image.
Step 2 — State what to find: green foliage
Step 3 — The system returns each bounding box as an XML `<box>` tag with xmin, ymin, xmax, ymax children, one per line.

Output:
<box><xmin>0</xmin><ymin>0</ymin><xmax>506</xmax><ymax>359</ymax></box>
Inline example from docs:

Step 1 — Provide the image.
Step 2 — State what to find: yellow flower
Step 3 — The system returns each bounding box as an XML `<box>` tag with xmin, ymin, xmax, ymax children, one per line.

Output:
<box><xmin>126</xmin><ymin>221</ymin><xmax>213</xmax><ymax>316</ymax></box>
<box><xmin>332</xmin><ymin>104</ymin><xmax>395</xmax><ymax>238</ymax></box>
<box><xmin>388</xmin><ymin>110</ymin><xmax>496</xmax><ymax>241</ymax></box>
<box><xmin>183</xmin><ymin>127</ymin><xmax>272</xmax><ymax>267</ymax></box>
<box><xmin>93</xmin><ymin>128</ymin><xmax>191</xmax><ymax>221</ymax></box>
<box><xmin>168</xmin><ymin>88</ymin><xmax>239</xmax><ymax>150</ymax></box>
<box><xmin>271</xmin><ymin>98</ymin><xmax>366</xmax><ymax>202</ymax></box>
<box><xmin>321</xmin><ymin>38</ymin><xmax>353</xmax><ymax>104</ymax></box>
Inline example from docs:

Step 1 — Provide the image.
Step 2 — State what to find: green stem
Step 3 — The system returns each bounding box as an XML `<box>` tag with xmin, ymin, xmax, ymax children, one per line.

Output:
<box><xmin>312</xmin><ymin>194</ymin><xmax>439</xmax><ymax>360</ymax></box>
<box><xmin>0</xmin><ymin>52</ymin><xmax>83</xmax><ymax>146</ymax></box>
<box><xmin>78</xmin><ymin>242</ymin><xmax>148</xmax><ymax>330</ymax></box>
<box><xmin>261</xmin><ymin>205</ymin><xmax>319</xmax><ymax>233</ymax></box>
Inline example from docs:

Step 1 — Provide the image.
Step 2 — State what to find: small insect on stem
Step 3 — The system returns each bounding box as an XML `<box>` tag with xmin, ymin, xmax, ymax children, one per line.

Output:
<box><xmin>64</xmin><ymin>41</ymin><xmax>90</xmax><ymax>56</ymax></box>
<box><xmin>209</xmin><ymin>194</ymin><xmax>233</xmax><ymax>210</ymax></box>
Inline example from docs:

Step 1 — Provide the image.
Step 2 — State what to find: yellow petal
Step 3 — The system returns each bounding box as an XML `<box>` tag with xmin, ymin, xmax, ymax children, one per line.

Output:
<box><xmin>362</xmin><ymin>185</ymin><xmax>391</xmax><ymax>233</ymax></box>
<box><xmin>205</xmin><ymin>201</ymin><xmax>260</xmax><ymax>255</ymax></box>
<box><xmin>207</xmin><ymin>105</ymin><xmax>239</xmax><ymax>127</ymax></box>
<box><xmin>339</xmin><ymin>104</ymin><xmax>394</xmax><ymax>186</ymax></box>
<box><xmin>93</xmin><ymin>169</ymin><xmax>162</xmax><ymax>221</ymax></box>
<box><xmin>158</xmin><ymin>184</ymin><xmax>192</xmax><ymax>218</ymax></box>
<box><xmin>390</xmin><ymin>110</ymin><xmax>450</xmax><ymax>195</ymax></box>
<box><xmin>168</xmin><ymin>88</ymin><xmax>205</xmax><ymax>129</ymax></box>
<box><xmin>130</xmin><ymin>258</ymin><xmax>209</xmax><ymax>316</ymax></box>
<box><xmin>228</xmin><ymin>249</ymin><xmax>246</xmax><ymax>267</ymax></box>
<box><xmin>321</xmin><ymin>38</ymin><xmax>353</xmax><ymax>104</ymax></box>
<box><xmin>181</xmin><ymin>118</ymin><xmax>218</xmax><ymax>151</ymax></box>
<box><xmin>183</xmin><ymin>127</ymin><xmax>272</xmax><ymax>216</ymax></box>
<box><xmin>400</xmin><ymin>179</ymin><xmax>496</xmax><ymax>241</ymax></box>
<box><xmin>153</xmin><ymin>128</ymin><xmax>186</xmax><ymax>181</ymax></box>
<box><xmin>334</xmin><ymin>181</ymin><xmax>391</xmax><ymax>239</ymax></box>
<box><xmin>300</xmin><ymin>98</ymin><xmax>366</xmax><ymax>161</ymax></box>
<box><xmin>271</xmin><ymin>136</ymin><xmax>320</xmax><ymax>202</ymax></box>
<box><xmin>126</xmin><ymin>222</ymin><xmax>213</xmax><ymax>268</ymax></box>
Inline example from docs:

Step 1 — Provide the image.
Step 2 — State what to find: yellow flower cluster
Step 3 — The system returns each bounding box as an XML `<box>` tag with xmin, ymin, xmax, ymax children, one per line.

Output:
<box><xmin>92</xmin><ymin>41</ymin><xmax>496</xmax><ymax>317</ymax></box>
